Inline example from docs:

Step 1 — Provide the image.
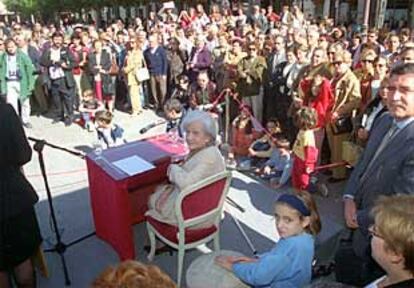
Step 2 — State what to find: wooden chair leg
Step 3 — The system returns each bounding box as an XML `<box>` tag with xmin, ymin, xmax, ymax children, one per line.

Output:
<box><xmin>177</xmin><ymin>247</ymin><xmax>185</xmax><ymax>287</ymax></box>
<box><xmin>213</xmin><ymin>233</ymin><xmax>220</xmax><ymax>252</ymax></box>
<box><xmin>147</xmin><ymin>225</ymin><xmax>156</xmax><ymax>261</ymax></box>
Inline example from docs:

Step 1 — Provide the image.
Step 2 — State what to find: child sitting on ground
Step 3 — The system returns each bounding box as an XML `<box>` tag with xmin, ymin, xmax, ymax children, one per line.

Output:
<box><xmin>164</xmin><ymin>98</ymin><xmax>186</xmax><ymax>138</ymax></box>
<box><xmin>79</xmin><ymin>89</ymin><xmax>104</xmax><ymax>132</ymax></box>
<box><xmin>95</xmin><ymin>110</ymin><xmax>125</xmax><ymax>149</ymax></box>
<box><xmin>239</xmin><ymin>118</ymin><xmax>281</xmax><ymax>170</ymax></box>
<box><xmin>215</xmin><ymin>191</ymin><xmax>321</xmax><ymax>287</ymax></box>
<box><xmin>228</xmin><ymin>105</ymin><xmax>261</xmax><ymax>164</ymax></box>
<box><xmin>261</xmin><ymin>137</ymin><xmax>292</xmax><ymax>189</ymax></box>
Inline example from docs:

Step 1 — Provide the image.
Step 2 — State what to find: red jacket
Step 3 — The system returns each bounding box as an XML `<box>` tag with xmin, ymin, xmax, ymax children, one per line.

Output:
<box><xmin>300</xmin><ymin>78</ymin><xmax>334</xmax><ymax>128</ymax></box>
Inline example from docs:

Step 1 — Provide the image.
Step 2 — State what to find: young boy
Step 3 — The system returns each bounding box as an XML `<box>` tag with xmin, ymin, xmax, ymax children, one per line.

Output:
<box><xmin>164</xmin><ymin>98</ymin><xmax>186</xmax><ymax>138</ymax></box>
<box><xmin>79</xmin><ymin>89</ymin><xmax>104</xmax><ymax>132</ymax></box>
<box><xmin>261</xmin><ymin>138</ymin><xmax>292</xmax><ymax>189</ymax></box>
<box><xmin>95</xmin><ymin>110</ymin><xmax>125</xmax><ymax>149</ymax></box>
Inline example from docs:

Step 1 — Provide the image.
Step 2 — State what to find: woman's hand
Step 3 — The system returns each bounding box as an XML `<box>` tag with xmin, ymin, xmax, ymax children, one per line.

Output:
<box><xmin>155</xmin><ymin>190</ymin><xmax>171</xmax><ymax>212</ymax></box>
<box><xmin>330</xmin><ymin>112</ymin><xmax>339</xmax><ymax>123</ymax></box>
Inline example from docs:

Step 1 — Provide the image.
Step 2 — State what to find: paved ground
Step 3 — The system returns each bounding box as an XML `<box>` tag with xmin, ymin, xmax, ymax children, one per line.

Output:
<box><xmin>21</xmin><ymin>109</ymin><xmax>347</xmax><ymax>287</ymax></box>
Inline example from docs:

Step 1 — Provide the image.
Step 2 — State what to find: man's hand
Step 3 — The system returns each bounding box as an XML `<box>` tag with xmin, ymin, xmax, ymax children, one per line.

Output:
<box><xmin>344</xmin><ymin>198</ymin><xmax>358</xmax><ymax>229</ymax></box>
<box><xmin>263</xmin><ymin>166</ymin><xmax>272</xmax><ymax>175</ymax></box>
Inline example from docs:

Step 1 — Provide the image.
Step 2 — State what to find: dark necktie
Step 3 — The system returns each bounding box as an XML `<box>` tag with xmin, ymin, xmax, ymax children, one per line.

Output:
<box><xmin>362</xmin><ymin>123</ymin><xmax>399</xmax><ymax>180</ymax></box>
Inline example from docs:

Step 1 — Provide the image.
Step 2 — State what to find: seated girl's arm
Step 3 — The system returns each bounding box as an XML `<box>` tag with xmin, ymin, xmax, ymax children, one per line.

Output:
<box><xmin>232</xmin><ymin>252</ymin><xmax>290</xmax><ymax>286</ymax></box>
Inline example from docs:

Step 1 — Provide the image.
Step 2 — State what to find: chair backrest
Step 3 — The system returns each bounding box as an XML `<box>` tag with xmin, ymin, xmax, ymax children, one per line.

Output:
<box><xmin>175</xmin><ymin>171</ymin><xmax>232</xmax><ymax>229</ymax></box>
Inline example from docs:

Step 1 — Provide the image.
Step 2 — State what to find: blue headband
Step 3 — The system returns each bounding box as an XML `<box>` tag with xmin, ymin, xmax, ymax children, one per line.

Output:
<box><xmin>277</xmin><ymin>194</ymin><xmax>311</xmax><ymax>216</ymax></box>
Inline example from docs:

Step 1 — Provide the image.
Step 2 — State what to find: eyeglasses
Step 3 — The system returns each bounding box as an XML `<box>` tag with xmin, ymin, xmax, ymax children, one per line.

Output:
<box><xmin>387</xmin><ymin>86</ymin><xmax>414</xmax><ymax>94</ymax></box>
<box><xmin>368</xmin><ymin>225</ymin><xmax>383</xmax><ymax>239</ymax></box>
<box><xmin>248</xmin><ymin>48</ymin><xmax>256</xmax><ymax>51</ymax></box>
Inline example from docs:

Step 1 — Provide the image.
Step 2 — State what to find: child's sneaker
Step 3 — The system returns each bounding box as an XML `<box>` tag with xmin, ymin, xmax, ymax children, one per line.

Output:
<box><xmin>317</xmin><ymin>182</ymin><xmax>329</xmax><ymax>197</ymax></box>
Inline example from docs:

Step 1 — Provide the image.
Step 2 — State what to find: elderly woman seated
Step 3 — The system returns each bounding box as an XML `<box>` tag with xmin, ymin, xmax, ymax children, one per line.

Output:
<box><xmin>145</xmin><ymin>110</ymin><xmax>226</xmax><ymax>227</ymax></box>
<box><xmin>365</xmin><ymin>195</ymin><xmax>414</xmax><ymax>288</ymax></box>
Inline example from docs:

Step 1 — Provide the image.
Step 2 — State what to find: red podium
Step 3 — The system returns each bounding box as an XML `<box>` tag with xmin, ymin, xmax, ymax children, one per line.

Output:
<box><xmin>86</xmin><ymin>134</ymin><xmax>187</xmax><ymax>260</ymax></box>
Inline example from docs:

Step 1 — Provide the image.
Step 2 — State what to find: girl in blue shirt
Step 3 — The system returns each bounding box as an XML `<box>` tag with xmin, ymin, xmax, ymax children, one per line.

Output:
<box><xmin>216</xmin><ymin>191</ymin><xmax>321</xmax><ymax>288</ymax></box>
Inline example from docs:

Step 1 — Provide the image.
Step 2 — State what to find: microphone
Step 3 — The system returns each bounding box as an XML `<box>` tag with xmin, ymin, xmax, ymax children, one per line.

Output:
<box><xmin>139</xmin><ymin>120</ymin><xmax>166</xmax><ymax>134</ymax></box>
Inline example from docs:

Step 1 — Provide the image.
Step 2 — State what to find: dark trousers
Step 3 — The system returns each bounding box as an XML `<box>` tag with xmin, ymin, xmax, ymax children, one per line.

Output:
<box><xmin>50</xmin><ymin>78</ymin><xmax>74</xmax><ymax>120</ymax></box>
<box><xmin>334</xmin><ymin>231</ymin><xmax>384</xmax><ymax>286</ymax></box>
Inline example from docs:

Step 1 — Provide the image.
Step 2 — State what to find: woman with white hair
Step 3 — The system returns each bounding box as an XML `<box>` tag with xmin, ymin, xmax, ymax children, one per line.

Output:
<box><xmin>146</xmin><ymin>110</ymin><xmax>225</xmax><ymax>227</ymax></box>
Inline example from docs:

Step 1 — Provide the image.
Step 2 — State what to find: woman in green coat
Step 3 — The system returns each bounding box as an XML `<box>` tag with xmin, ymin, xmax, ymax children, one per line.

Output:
<box><xmin>0</xmin><ymin>38</ymin><xmax>35</xmax><ymax>128</ymax></box>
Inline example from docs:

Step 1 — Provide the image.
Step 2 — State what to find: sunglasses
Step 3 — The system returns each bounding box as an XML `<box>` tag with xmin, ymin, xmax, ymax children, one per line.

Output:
<box><xmin>248</xmin><ymin>48</ymin><xmax>256</xmax><ymax>51</ymax></box>
<box><xmin>328</xmin><ymin>51</ymin><xmax>335</xmax><ymax>55</ymax></box>
<box><xmin>362</xmin><ymin>59</ymin><xmax>374</xmax><ymax>63</ymax></box>
<box><xmin>333</xmin><ymin>61</ymin><xmax>343</xmax><ymax>66</ymax></box>
<box><xmin>375</xmin><ymin>64</ymin><xmax>386</xmax><ymax>68</ymax></box>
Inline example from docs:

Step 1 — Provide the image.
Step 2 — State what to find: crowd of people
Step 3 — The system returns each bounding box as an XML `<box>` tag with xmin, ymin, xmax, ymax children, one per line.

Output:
<box><xmin>0</xmin><ymin>2</ymin><xmax>414</xmax><ymax>288</ymax></box>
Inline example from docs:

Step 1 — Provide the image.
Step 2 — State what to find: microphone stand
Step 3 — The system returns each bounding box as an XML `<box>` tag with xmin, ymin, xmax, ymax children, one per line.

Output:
<box><xmin>28</xmin><ymin>137</ymin><xmax>95</xmax><ymax>286</ymax></box>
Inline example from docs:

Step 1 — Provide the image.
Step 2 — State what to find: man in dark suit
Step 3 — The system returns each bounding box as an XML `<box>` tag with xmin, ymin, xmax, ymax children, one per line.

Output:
<box><xmin>144</xmin><ymin>34</ymin><xmax>168</xmax><ymax>112</ymax></box>
<box><xmin>40</xmin><ymin>32</ymin><xmax>76</xmax><ymax>126</ymax></box>
<box><xmin>336</xmin><ymin>63</ymin><xmax>414</xmax><ymax>286</ymax></box>
<box><xmin>263</xmin><ymin>36</ymin><xmax>286</xmax><ymax>122</ymax></box>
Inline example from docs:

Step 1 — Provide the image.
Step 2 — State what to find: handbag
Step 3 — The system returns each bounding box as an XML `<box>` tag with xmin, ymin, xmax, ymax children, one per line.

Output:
<box><xmin>135</xmin><ymin>58</ymin><xmax>150</xmax><ymax>82</ymax></box>
<box><xmin>342</xmin><ymin>140</ymin><xmax>363</xmax><ymax>167</ymax></box>
<box><xmin>109</xmin><ymin>56</ymin><xmax>119</xmax><ymax>76</ymax></box>
<box><xmin>332</xmin><ymin>116</ymin><xmax>353</xmax><ymax>135</ymax></box>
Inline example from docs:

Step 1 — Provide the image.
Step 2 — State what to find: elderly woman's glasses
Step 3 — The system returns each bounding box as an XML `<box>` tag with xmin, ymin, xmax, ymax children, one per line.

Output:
<box><xmin>368</xmin><ymin>225</ymin><xmax>383</xmax><ymax>239</ymax></box>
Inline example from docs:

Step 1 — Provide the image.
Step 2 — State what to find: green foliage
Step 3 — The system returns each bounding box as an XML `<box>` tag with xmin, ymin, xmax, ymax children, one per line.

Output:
<box><xmin>5</xmin><ymin>0</ymin><xmax>39</xmax><ymax>16</ymax></box>
<box><xmin>5</xmin><ymin>0</ymin><xmax>149</xmax><ymax>18</ymax></box>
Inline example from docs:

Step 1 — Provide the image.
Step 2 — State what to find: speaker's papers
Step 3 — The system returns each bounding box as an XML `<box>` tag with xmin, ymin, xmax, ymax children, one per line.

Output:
<box><xmin>112</xmin><ymin>155</ymin><xmax>156</xmax><ymax>176</ymax></box>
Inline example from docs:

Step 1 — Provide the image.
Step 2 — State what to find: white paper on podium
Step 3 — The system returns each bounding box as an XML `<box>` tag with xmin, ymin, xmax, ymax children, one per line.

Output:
<box><xmin>112</xmin><ymin>155</ymin><xmax>156</xmax><ymax>176</ymax></box>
